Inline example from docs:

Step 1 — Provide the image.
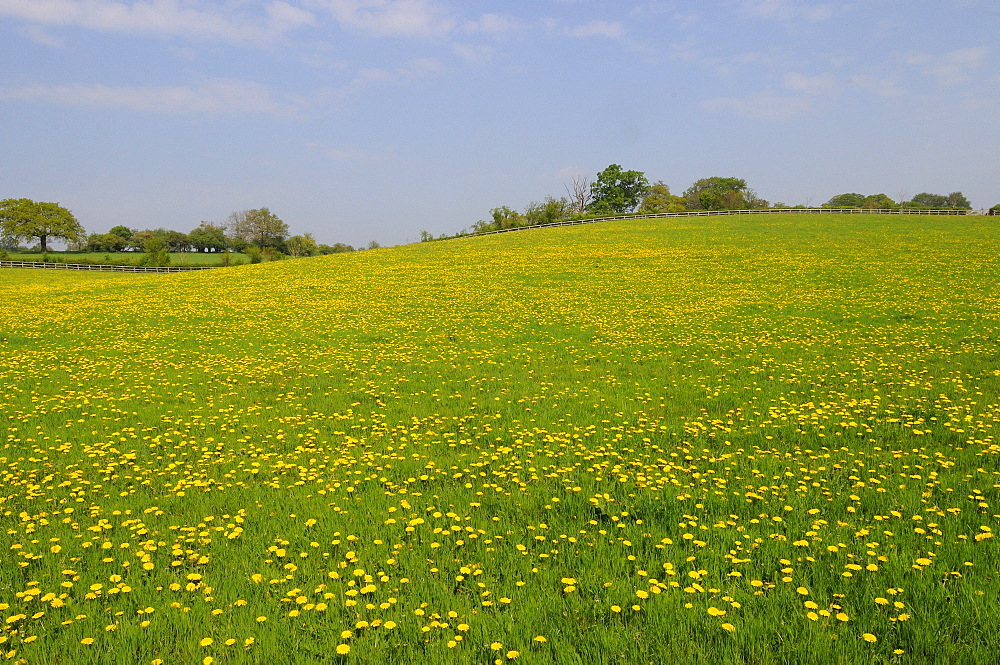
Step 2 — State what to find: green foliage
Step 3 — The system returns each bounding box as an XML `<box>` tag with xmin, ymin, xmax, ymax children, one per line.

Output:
<box><xmin>823</xmin><ymin>193</ymin><xmax>866</xmax><ymax>208</ymax></box>
<box><xmin>904</xmin><ymin>192</ymin><xmax>971</xmax><ymax>209</ymax></box>
<box><xmin>246</xmin><ymin>246</ymin><xmax>263</xmax><ymax>264</ymax></box>
<box><xmin>138</xmin><ymin>235</ymin><xmax>171</xmax><ymax>267</ymax></box>
<box><xmin>682</xmin><ymin>177</ymin><xmax>765</xmax><ymax>210</ymax></box>
<box><xmin>189</xmin><ymin>221</ymin><xmax>228</xmax><ymax>253</ymax></box>
<box><xmin>861</xmin><ymin>193</ymin><xmax>897</xmax><ymax>209</ymax></box>
<box><xmin>639</xmin><ymin>181</ymin><xmax>686</xmax><ymax>213</ymax></box>
<box><xmin>261</xmin><ymin>247</ymin><xmax>285</xmax><ymax>262</ymax></box>
<box><xmin>228</xmin><ymin>207</ymin><xmax>289</xmax><ymax>250</ymax></box>
<box><xmin>286</xmin><ymin>233</ymin><xmax>319</xmax><ymax>257</ymax></box>
<box><xmin>588</xmin><ymin>164</ymin><xmax>650</xmax><ymax>214</ymax></box>
<box><xmin>0</xmin><ymin>198</ymin><xmax>85</xmax><ymax>252</ymax></box>
<box><xmin>318</xmin><ymin>242</ymin><xmax>355</xmax><ymax>254</ymax></box>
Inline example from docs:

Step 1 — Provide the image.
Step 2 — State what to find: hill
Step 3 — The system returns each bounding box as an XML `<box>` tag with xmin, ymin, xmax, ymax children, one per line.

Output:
<box><xmin>1</xmin><ymin>214</ymin><xmax>998</xmax><ymax>663</ymax></box>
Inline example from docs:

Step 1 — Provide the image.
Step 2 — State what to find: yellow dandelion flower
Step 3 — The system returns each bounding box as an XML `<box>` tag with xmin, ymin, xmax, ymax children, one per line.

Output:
<box><xmin>862</xmin><ymin>633</ymin><xmax>877</xmax><ymax>643</ymax></box>
<box><xmin>721</xmin><ymin>623</ymin><xmax>735</xmax><ymax>632</ymax></box>
<box><xmin>336</xmin><ymin>644</ymin><xmax>350</xmax><ymax>655</ymax></box>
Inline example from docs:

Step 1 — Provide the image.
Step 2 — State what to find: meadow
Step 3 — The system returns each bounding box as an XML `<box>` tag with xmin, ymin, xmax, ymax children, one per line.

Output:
<box><xmin>0</xmin><ymin>213</ymin><xmax>998</xmax><ymax>664</ymax></box>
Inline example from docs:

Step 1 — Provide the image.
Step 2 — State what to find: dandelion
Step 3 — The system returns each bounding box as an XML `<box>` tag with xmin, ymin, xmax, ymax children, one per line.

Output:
<box><xmin>721</xmin><ymin>623</ymin><xmax>735</xmax><ymax>632</ymax></box>
<box><xmin>81</xmin><ymin>638</ymin><xmax>95</xmax><ymax>645</ymax></box>
<box><xmin>200</xmin><ymin>638</ymin><xmax>214</xmax><ymax>647</ymax></box>
<box><xmin>862</xmin><ymin>633</ymin><xmax>877</xmax><ymax>643</ymax></box>
<box><xmin>336</xmin><ymin>644</ymin><xmax>350</xmax><ymax>655</ymax></box>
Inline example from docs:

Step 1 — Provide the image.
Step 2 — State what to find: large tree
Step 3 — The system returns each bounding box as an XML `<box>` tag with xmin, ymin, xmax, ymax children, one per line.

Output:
<box><xmin>823</xmin><ymin>193</ymin><xmax>866</xmax><ymax>208</ymax></box>
<box><xmin>189</xmin><ymin>221</ymin><xmax>228</xmax><ymax>253</ymax></box>
<box><xmin>227</xmin><ymin>207</ymin><xmax>288</xmax><ymax>250</ymax></box>
<box><xmin>905</xmin><ymin>191</ymin><xmax>972</xmax><ymax>210</ymax></box>
<box><xmin>682</xmin><ymin>177</ymin><xmax>760</xmax><ymax>210</ymax></box>
<box><xmin>639</xmin><ymin>181</ymin><xmax>686</xmax><ymax>213</ymax></box>
<box><xmin>0</xmin><ymin>198</ymin><xmax>84</xmax><ymax>252</ymax></box>
<box><xmin>588</xmin><ymin>164</ymin><xmax>650</xmax><ymax>214</ymax></box>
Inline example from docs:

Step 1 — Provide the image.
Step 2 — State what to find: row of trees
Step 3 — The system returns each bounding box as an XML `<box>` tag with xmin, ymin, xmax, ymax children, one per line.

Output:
<box><xmin>448</xmin><ymin>166</ymin><xmax>993</xmax><ymax>236</ymax></box>
<box><xmin>459</xmin><ymin>168</ymin><xmax>776</xmax><ymax>235</ymax></box>
<box><xmin>822</xmin><ymin>191</ymin><xmax>971</xmax><ymax>210</ymax></box>
<box><xmin>1</xmin><ymin>200</ymin><xmax>360</xmax><ymax>258</ymax></box>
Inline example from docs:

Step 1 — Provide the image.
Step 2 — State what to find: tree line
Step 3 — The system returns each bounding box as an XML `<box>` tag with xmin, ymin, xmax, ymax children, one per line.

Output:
<box><xmin>431</xmin><ymin>165</ymin><xmax>996</xmax><ymax>237</ymax></box>
<box><xmin>0</xmin><ymin>200</ymin><xmax>363</xmax><ymax>264</ymax></box>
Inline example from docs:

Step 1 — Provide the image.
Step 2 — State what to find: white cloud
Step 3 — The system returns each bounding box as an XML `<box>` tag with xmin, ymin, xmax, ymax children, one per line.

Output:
<box><xmin>0</xmin><ymin>0</ymin><xmax>314</xmax><ymax>42</ymax></box>
<box><xmin>452</xmin><ymin>43</ymin><xmax>494</xmax><ymax>63</ymax></box>
<box><xmin>463</xmin><ymin>13</ymin><xmax>519</xmax><ymax>35</ymax></box>
<box><xmin>847</xmin><ymin>74</ymin><xmax>905</xmax><ymax>98</ymax></box>
<box><xmin>741</xmin><ymin>0</ymin><xmax>839</xmax><ymax>22</ymax></box>
<box><xmin>702</xmin><ymin>92</ymin><xmax>813</xmax><ymax>120</ymax></box>
<box><xmin>308</xmin><ymin>0</ymin><xmax>454</xmax><ymax>37</ymax></box>
<box><xmin>784</xmin><ymin>72</ymin><xmax>838</xmax><ymax>95</ymax></box>
<box><xmin>339</xmin><ymin>56</ymin><xmax>443</xmax><ymax>95</ymax></box>
<box><xmin>924</xmin><ymin>47</ymin><xmax>989</xmax><ymax>86</ymax></box>
<box><xmin>566</xmin><ymin>20</ymin><xmax>624</xmax><ymax>39</ymax></box>
<box><xmin>18</xmin><ymin>24</ymin><xmax>65</xmax><ymax>47</ymax></box>
<box><xmin>0</xmin><ymin>79</ymin><xmax>306</xmax><ymax>116</ymax></box>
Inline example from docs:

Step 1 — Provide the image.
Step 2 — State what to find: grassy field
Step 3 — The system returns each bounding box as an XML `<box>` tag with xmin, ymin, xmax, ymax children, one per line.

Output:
<box><xmin>1</xmin><ymin>213</ymin><xmax>998</xmax><ymax>664</ymax></box>
<box><xmin>2</xmin><ymin>252</ymin><xmax>247</xmax><ymax>267</ymax></box>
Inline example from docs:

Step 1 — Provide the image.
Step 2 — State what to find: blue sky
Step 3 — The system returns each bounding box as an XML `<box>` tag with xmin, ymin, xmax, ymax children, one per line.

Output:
<box><xmin>2</xmin><ymin>0</ymin><xmax>998</xmax><ymax>247</ymax></box>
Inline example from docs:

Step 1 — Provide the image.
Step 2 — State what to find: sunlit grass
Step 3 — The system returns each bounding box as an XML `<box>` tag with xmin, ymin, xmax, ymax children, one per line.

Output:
<box><xmin>1</xmin><ymin>214</ymin><xmax>998</xmax><ymax>663</ymax></box>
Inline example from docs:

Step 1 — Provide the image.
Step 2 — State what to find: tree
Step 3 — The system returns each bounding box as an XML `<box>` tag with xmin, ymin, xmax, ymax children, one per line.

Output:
<box><xmin>524</xmin><ymin>197</ymin><xmax>570</xmax><ymax>226</ymax></box>
<box><xmin>861</xmin><ymin>193</ymin><xmax>897</xmax><ymax>209</ymax></box>
<box><xmin>946</xmin><ymin>191</ymin><xmax>971</xmax><ymax>209</ymax></box>
<box><xmin>189</xmin><ymin>222</ymin><xmax>228</xmax><ymax>253</ymax></box>
<box><xmin>138</xmin><ymin>234</ymin><xmax>170</xmax><ymax>267</ymax></box>
<box><xmin>682</xmin><ymin>177</ymin><xmax>754</xmax><ymax>210</ymax></box>
<box><xmin>367</xmin><ymin>240</ymin><xmax>381</xmax><ymax>250</ymax></box>
<box><xmin>906</xmin><ymin>192</ymin><xmax>948</xmax><ymax>209</ymax></box>
<box><xmin>564</xmin><ymin>174</ymin><xmax>592</xmax><ymax>214</ymax></box>
<box><xmin>589</xmin><ymin>165</ymin><xmax>650</xmax><ymax>214</ymax></box>
<box><xmin>639</xmin><ymin>181</ymin><xmax>686</xmax><ymax>213</ymax></box>
<box><xmin>904</xmin><ymin>191</ymin><xmax>971</xmax><ymax>209</ymax></box>
<box><xmin>286</xmin><ymin>233</ymin><xmax>319</xmax><ymax>257</ymax></box>
<box><xmin>823</xmin><ymin>193</ymin><xmax>866</xmax><ymax>208</ymax></box>
<box><xmin>318</xmin><ymin>242</ymin><xmax>354</xmax><ymax>254</ymax></box>
<box><xmin>0</xmin><ymin>198</ymin><xmax>85</xmax><ymax>252</ymax></box>
<box><xmin>227</xmin><ymin>208</ymin><xmax>288</xmax><ymax>250</ymax></box>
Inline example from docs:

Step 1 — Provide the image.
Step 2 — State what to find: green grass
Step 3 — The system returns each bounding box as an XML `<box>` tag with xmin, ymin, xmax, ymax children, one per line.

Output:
<box><xmin>1</xmin><ymin>213</ymin><xmax>998</xmax><ymax>664</ymax></box>
<box><xmin>3</xmin><ymin>251</ymin><xmax>247</xmax><ymax>266</ymax></box>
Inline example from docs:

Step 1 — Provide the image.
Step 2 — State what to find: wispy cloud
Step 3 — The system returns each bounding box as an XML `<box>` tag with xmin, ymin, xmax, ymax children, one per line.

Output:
<box><xmin>17</xmin><ymin>24</ymin><xmax>64</xmax><ymax>47</ymax></box>
<box><xmin>847</xmin><ymin>74</ymin><xmax>905</xmax><ymax>97</ymax></box>
<box><xmin>0</xmin><ymin>79</ymin><xmax>308</xmax><ymax>116</ymax></box>
<box><xmin>566</xmin><ymin>20</ymin><xmax>624</xmax><ymax>39</ymax></box>
<box><xmin>702</xmin><ymin>92</ymin><xmax>813</xmax><ymax>120</ymax></box>
<box><xmin>783</xmin><ymin>72</ymin><xmax>838</xmax><ymax>95</ymax></box>
<box><xmin>0</xmin><ymin>0</ymin><xmax>315</xmax><ymax>43</ymax></box>
<box><xmin>452</xmin><ymin>43</ymin><xmax>494</xmax><ymax>63</ymax></box>
<box><xmin>740</xmin><ymin>0</ymin><xmax>840</xmax><ymax>22</ymax></box>
<box><xmin>907</xmin><ymin>46</ymin><xmax>989</xmax><ymax>86</ymax></box>
<box><xmin>463</xmin><ymin>13</ymin><xmax>520</xmax><ymax>36</ymax></box>
<box><xmin>308</xmin><ymin>0</ymin><xmax>454</xmax><ymax>37</ymax></box>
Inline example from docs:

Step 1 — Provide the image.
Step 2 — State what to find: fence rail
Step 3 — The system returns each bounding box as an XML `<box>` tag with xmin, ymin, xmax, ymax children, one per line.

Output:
<box><xmin>0</xmin><ymin>261</ymin><xmax>219</xmax><ymax>273</ymax></box>
<box><xmin>464</xmin><ymin>207</ymin><xmax>982</xmax><ymax>238</ymax></box>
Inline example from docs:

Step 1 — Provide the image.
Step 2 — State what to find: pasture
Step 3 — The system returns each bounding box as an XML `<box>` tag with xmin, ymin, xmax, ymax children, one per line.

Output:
<box><xmin>1</xmin><ymin>213</ymin><xmax>998</xmax><ymax>664</ymax></box>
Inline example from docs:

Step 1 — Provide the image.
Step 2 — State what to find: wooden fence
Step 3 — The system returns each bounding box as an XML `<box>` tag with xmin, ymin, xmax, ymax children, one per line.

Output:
<box><xmin>0</xmin><ymin>261</ymin><xmax>219</xmax><ymax>273</ymax></box>
<box><xmin>465</xmin><ymin>207</ymin><xmax>980</xmax><ymax>238</ymax></box>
